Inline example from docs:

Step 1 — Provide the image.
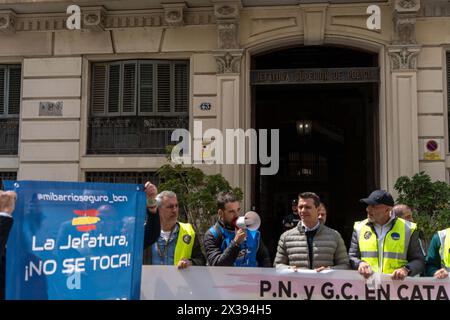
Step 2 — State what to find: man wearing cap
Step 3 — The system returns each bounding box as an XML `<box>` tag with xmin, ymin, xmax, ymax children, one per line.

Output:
<box><xmin>282</xmin><ymin>199</ymin><xmax>301</xmax><ymax>232</ymax></box>
<box><xmin>349</xmin><ymin>190</ymin><xmax>425</xmax><ymax>280</ymax></box>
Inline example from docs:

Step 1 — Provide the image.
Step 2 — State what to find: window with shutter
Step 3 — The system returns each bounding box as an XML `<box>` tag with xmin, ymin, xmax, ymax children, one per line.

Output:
<box><xmin>122</xmin><ymin>62</ymin><xmax>137</xmax><ymax>115</ymax></box>
<box><xmin>174</xmin><ymin>63</ymin><xmax>189</xmax><ymax>113</ymax></box>
<box><xmin>157</xmin><ymin>64</ymin><xmax>171</xmax><ymax>113</ymax></box>
<box><xmin>89</xmin><ymin>60</ymin><xmax>189</xmax><ymax>155</ymax></box>
<box><xmin>0</xmin><ymin>64</ymin><xmax>20</xmax><ymax>155</ymax></box>
<box><xmin>7</xmin><ymin>67</ymin><xmax>21</xmax><ymax>116</ymax></box>
<box><xmin>91</xmin><ymin>64</ymin><xmax>107</xmax><ymax>116</ymax></box>
<box><xmin>139</xmin><ymin>62</ymin><xmax>154</xmax><ymax>114</ymax></box>
<box><xmin>0</xmin><ymin>67</ymin><xmax>4</xmax><ymax>116</ymax></box>
<box><xmin>0</xmin><ymin>65</ymin><xmax>21</xmax><ymax>118</ymax></box>
<box><xmin>108</xmin><ymin>64</ymin><xmax>121</xmax><ymax>115</ymax></box>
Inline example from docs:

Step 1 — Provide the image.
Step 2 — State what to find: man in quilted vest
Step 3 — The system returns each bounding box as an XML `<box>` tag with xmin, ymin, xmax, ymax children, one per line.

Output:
<box><xmin>274</xmin><ymin>192</ymin><xmax>350</xmax><ymax>271</ymax></box>
<box><xmin>349</xmin><ymin>190</ymin><xmax>424</xmax><ymax>280</ymax></box>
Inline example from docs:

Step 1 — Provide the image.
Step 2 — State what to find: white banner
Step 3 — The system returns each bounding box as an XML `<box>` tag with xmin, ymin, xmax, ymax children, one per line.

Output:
<box><xmin>141</xmin><ymin>266</ymin><xmax>450</xmax><ymax>300</ymax></box>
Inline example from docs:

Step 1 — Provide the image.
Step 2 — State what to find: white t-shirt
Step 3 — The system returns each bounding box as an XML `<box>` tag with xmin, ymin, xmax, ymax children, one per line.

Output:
<box><xmin>160</xmin><ymin>224</ymin><xmax>179</xmax><ymax>242</ymax></box>
<box><xmin>0</xmin><ymin>211</ymin><xmax>12</xmax><ymax>218</ymax></box>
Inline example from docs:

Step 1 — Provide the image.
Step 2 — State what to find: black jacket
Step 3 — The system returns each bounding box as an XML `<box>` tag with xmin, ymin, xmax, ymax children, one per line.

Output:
<box><xmin>144</xmin><ymin>209</ymin><xmax>160</xmax><ymax>250</ymax></box>
<box><xmin>0</xmin><ymin>216</ymin><xmax>13</xmax><ymax>300</ymax></box>
<box><xmin>348</xmin><ymin>217</ymin><xmax>425</xmax><ymax>276</ymax></box>
<box><xmin>204</xmin><ymin>220</ymin><xmax>272</xmax><ymax>267</ymax></box>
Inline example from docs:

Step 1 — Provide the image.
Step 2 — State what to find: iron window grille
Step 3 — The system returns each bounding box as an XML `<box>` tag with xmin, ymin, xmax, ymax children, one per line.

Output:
<box><xmin>85</xmin><ymin>171</ymin><xmax>158</xmax><ymax>185</ymax></box>
<box><xmin>0</xmin><ymin>172</ymin><xmax>17</xmax><ymax>189</ymax></box>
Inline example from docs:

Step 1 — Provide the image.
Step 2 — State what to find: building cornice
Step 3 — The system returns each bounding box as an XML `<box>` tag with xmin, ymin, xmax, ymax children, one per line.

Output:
<box><xmin>419</xmin><ymin>0</ymin><xmax>450</xmax><ymax>17</ymax></box>
<box><xmin>0</xmin><ymin>6</ymin><xmax>216</xmax><ymax>32</ymax></box>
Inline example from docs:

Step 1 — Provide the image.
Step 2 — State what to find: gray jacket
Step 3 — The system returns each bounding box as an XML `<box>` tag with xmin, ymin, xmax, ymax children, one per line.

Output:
<box><xmin>348</xmin><ymin>218</ymin><xmax>425</xmax><ymax>276</ymax></box>
<box><xmin>274</xmin><ymin>223</ymin><xmax>350</xmax><ymax>269</ymax></box>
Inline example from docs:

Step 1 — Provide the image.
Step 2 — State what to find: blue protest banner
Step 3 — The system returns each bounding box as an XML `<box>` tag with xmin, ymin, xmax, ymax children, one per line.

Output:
<box><xmin>3</xmin><ymin>180</ymin><xmax>147</xmax><ymax>300</ymax></box>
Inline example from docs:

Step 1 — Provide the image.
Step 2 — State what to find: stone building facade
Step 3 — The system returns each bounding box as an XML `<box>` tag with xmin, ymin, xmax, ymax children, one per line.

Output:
<box><xmin>0</xmin><ymin>0</ymin><xmax>449</xmax><ymax>230</ymax></box>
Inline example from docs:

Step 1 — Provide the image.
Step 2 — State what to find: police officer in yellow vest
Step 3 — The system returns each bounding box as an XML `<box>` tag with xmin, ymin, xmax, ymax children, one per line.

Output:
<box><xmin>425</xmin><ymin>227</ymin><xmax>450</xmax><ymax>279</ymax></box>
<box><xmin>143</xmin><ymin>190</ymin><xmax>205</xmax><ymax>268</ymax></box>
<box><xmin>349</xmin><ymin>190</ymin><xmax>425</xmax><ymax>280</ymax></box>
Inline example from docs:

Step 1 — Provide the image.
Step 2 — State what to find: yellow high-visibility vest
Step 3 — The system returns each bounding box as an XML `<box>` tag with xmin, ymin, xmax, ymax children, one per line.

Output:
<box><xmin>437</xmin><ymin>228</ymin><xmax>450</xmax><ymax>271</ymax></box>
<box><xmin>354</xmin><ymin>218</ymin><xmax>416</xmax><ymax>274</ymax></box>
<box><xmin>173</xmin><ymin>222</ymin><xmax>196</xmax><ymax>266</ymax></box>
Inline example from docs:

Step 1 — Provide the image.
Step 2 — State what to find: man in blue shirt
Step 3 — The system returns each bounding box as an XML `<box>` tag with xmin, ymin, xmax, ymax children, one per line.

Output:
<box><xmin>143</xmin><ymin>190</ymin><xmax>205</xmax><ymax>268</ymax></box>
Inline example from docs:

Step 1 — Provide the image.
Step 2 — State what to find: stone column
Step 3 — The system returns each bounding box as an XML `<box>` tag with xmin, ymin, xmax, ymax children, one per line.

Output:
<box><xmin>387</xmin><ymin>0</ymin><xmax>421</xmax><ymax>191</ymax></box>
<box><xmin>212</xmin><ymin>0</ymin><xmax>243</xmax><ymax>189</ymax></box>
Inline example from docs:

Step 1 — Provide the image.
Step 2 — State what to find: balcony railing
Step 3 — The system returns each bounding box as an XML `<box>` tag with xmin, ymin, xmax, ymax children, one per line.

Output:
<box><xmin>0</xmin><ymin>119</ymin><xmax>19</xmax><ymax>155</ymax></box>
<box><xmin>87</xmin><ymin>116</ymin><xmax>189</xmax><ymax>155</ymax></box>
<box><xmin>85</xmin><ymin>171</ymin><xmax>159</xmax><ymax>185</ymax></box>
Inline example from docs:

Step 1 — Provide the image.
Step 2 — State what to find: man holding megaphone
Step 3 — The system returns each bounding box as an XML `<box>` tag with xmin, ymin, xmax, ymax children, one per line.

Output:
<box><xmin>204</xmin><ymin>192</ymin><xmax>271</xmax><ymax>267</ymax></box>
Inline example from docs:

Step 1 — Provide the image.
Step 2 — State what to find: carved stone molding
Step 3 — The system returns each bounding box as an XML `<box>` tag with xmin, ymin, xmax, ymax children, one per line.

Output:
<box><xmin>213</xmin><ymin>1</ymin><xmax>242</xmax><ymax>50</ymax></box>
<box><xmin>388</xmin><ymin>45</ymin><xmax>421</xmax><ymax>71</ymax></box>
<box><xmin>162</xmin><ymin>2</ymin><xmax>187</xmax><ymax>27</ymax></box>
<box><xmin>214</xmin><ymin>49</ymin><xmax>243</xmax><ymax>74</ymax></box>
<box><xmin>395</xmin><ymin>0</ymin><xmax>420</xmax><ymax>12</ymax></box>
<box><xmin>393</xmin><ymin>14</ymin><xmax>417</xmax><ymax>45</ymax></box>
<box><xmin>82</xmin><ymin>7</ymin><xmax>107</xmax><ymax>31</ymax></box>
<box><xmin>8</xmin><ymin>9</ymin><xmax>214</xmax><ymax>32</ymax></box>
<box><xmin>393</xmin><ymin>0</ymin><xmax>420</xmax><ymax>45</ymax></box>
<box><xmin>217</xmin><ymin>22</ymin><xmax>239</xmax><ymax>49</ymax></box>
<box><xmin>214</xmin><ymin>2</ymin><xmax>240</xmax><ymax>19</ymax></box>
<box><xmin>0</xmin><ymin>10</ymin><xmax>16</xmax><ymax>33</ymax></box>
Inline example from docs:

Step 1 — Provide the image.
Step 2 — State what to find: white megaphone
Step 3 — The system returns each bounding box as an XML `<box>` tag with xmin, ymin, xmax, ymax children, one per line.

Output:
<box><xmin>234</xmin><ymin>211</ymin><xmax>261</xmax><ymax>231</ymax></box>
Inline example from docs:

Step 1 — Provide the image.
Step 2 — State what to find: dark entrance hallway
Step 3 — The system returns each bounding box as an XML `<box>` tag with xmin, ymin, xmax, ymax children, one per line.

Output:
<box><xmin>251</xmin><ymin>46</ymin><xmax>380</xmax><ymax>259</ymax></box>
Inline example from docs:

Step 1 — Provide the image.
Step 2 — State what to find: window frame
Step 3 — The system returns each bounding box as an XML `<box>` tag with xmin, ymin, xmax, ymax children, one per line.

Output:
<box><xmin>0</xmin><ymin>64</ymin><xmax>21</xmax><ymax>119</ymax></box>
<box><xmin>90</xmin><ymin>59</ymin><xmax>189</xmax><ymax>118</ymax></box>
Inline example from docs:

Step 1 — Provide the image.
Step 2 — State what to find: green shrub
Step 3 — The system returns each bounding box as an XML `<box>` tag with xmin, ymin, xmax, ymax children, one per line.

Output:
<box><xmin>156</xmin><ymin>161</ymin><xmax>243</xmax><ymax>252</ymax></box>
<box><xmin>394</xmin><ymin>172</ymin><xmax>450</xmax><ymax>241</ymax></box>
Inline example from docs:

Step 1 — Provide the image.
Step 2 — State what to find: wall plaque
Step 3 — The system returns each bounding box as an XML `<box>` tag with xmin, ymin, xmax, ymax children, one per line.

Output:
<box><xmin>39</xmin><ymin>101</ymin><xmax>63</xmax><ymax>116</ymax></box>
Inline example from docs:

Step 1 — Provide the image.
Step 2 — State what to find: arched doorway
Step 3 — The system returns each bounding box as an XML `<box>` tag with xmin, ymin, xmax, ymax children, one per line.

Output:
<box><xmin>250</xmin><ymin>45</ymin><xmax>380</xmax><ymax>258</ymax></box>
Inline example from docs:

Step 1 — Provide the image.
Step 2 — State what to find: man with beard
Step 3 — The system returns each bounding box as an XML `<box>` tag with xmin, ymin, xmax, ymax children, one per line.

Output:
<box><xmin>349</xmin><ymin>190</ymin><xmax>424</xmax><ymax>279</ymax></box>
<box><xmin>204</xmin><ymin>191</ymin><xmax>271</xmax><ymax>267</ymax></box>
